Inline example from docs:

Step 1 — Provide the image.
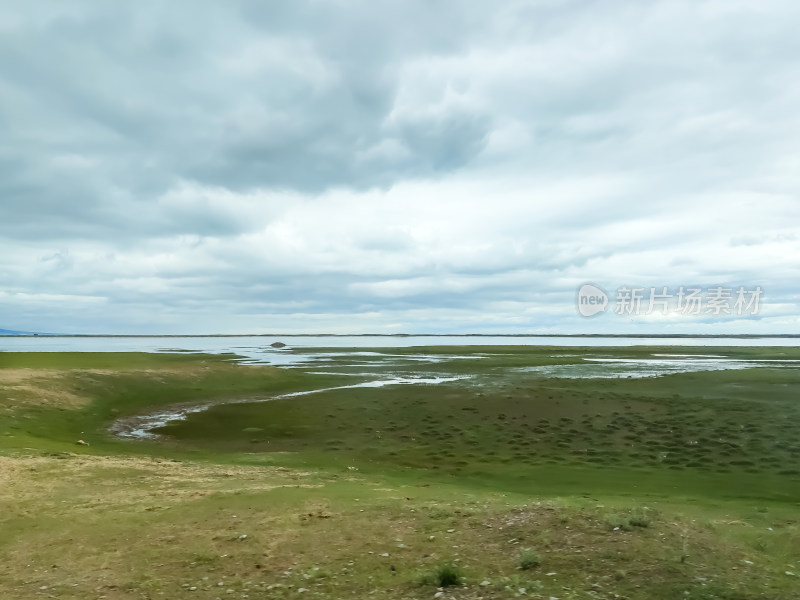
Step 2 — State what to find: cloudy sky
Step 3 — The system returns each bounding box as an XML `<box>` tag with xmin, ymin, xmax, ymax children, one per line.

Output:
<box><xmin>1</xmin><ymin>0</ymin><xmax>799</xmax><ymax>335</ymax></box>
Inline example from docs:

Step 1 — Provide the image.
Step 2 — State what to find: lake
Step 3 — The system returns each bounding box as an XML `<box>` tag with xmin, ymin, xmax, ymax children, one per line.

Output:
<box><xmin>1</xmin><ymin>335</ymin><xmax>799</xmax><ymax>366</ymax></box>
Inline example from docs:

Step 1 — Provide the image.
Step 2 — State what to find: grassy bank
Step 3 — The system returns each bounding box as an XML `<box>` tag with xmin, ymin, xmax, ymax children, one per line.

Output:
<box><xmin>1</xmin><ymin>347</ymin><xmax>799</xmax><ymax>599</ymax></box>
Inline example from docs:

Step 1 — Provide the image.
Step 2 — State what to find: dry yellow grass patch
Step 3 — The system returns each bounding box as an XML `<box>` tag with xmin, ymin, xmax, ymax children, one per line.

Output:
<box><xmin>0</xmin><ymin>453</ymin><xmax>322</xmax><ymax>600</ymax></box>
<box><xmin>0</xmin><ymin>368</ymin><xmax>89</xmax><ymax>411</ymax></box>
<box><xmin>0</xmin><ymin>454</ymin><xmax>318</xmax><ymax>514</ymax></box>
<box><xmin>0</xmin><ymin>363</ymin><xmax>231</xmax><ymax>414</ymax></box>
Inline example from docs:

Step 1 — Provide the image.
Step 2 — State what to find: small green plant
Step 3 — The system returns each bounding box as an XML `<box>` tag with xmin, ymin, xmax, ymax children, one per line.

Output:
<box><xmin>518</xmin><ymin>548</ymin><xmax>541</xmax><ymax>570</ymax></box>
<box><xmin>605</xmin><ymin>510</ymin><xmax>650</xmax><ymax>531</ymax></box>
<box><xmin>413</xmin><ymin>563</ymin><xmax>463</xmax><ymax>588</ymax></box>
<box><xmin>435</xmin><ymin>563</ymin><xmax>463</xmax><ymax>587</ymax></box>
<box><xmin>605</xmin><ymin>514</ymin><xmax>633</xmax><ymax>531</ymax></box>
<box><xmin>629</xmin><ymin>516</ymin><xmax>650</xmax><ymax>528</ymax></box>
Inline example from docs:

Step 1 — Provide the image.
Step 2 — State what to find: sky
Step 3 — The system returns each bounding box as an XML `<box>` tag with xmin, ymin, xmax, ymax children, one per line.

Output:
<box><xmin>1</xmin><ymin>0</ymin><xmax>799</xmax><ymax>335</ymax></box>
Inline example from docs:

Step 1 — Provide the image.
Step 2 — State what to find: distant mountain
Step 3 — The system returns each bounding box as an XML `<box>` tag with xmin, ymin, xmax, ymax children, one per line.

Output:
<box><xmin>0</xmin><ymin>328</ymin><xmax>36</xmax><ymax>335</ymax></box>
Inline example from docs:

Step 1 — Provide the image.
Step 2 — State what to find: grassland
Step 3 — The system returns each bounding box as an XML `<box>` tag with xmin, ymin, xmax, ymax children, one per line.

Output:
<box><xmin>1</xmin><ymin>346</ymin><xmax>799</xmax><ymax>599</ymax></box>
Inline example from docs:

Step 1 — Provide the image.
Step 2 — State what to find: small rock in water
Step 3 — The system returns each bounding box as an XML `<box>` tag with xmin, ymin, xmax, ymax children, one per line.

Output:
<box><xmin>270</xmin><ymin>342</ymin><xmax>286</xmax><ymax>348</ymax></box>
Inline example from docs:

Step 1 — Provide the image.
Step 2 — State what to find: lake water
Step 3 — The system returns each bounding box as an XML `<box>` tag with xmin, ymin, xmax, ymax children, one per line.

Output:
<box><xmin>1</xmin><ymin>335</ymin><xmax>798</xmax><ymax>367</ymax></box>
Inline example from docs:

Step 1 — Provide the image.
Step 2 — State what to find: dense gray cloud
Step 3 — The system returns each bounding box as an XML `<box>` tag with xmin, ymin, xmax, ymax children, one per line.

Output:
<box><xmin>1</xmin><ymin>0</ymin><xmax>799</xmax><ymax>334</ymax></box>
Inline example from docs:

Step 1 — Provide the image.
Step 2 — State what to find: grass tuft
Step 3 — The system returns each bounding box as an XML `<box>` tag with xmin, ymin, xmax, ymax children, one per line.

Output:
<box><xmin>518</xmin><ymin>548</ymin><xmax>541</xmax><ymax>570</ymax></box>
<box><xmin>414</xmin><ymin>563</ymin><xmax>463</xmax><ymax>587</ymax></box>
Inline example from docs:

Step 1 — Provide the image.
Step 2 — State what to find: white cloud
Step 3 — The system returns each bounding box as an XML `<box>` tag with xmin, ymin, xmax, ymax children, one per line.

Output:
<box><xmin>0</xmin><ymin>0</ymin><xmax>798</xmax><ymax>334</ymax></box>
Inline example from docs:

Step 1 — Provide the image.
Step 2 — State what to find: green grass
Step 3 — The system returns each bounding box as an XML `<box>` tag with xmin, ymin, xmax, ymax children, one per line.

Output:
<box><xmin>0</xmin><ymin>351</ymin><xmax>352</xmax><ymax>455</ymax></box>
<box><xmin>517</xmin><ymin>548</ymin><xmax>541</xmax><ymax>570</ymax></box>
<box><xmin>1</xmin><ymin>346</ymin><xmax>800</xmax><ymax>599</ymax></box>
<box><xmin>152</xmin><ymin>347</ymin><xmax>800</xmax><ymax>502</ymax></box>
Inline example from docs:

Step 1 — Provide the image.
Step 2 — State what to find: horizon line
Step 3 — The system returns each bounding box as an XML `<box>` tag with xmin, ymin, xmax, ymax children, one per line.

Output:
<box><xmin>2</xmin><ymin>333</ymin><xmax>800</xmax><ymax>339</ymax></box>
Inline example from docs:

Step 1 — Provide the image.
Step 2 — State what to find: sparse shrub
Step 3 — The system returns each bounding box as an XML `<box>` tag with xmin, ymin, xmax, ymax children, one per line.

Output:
<box><xmin>629</xmin><ymin>516</ymin><xmax>650</xmax><ymax>528</ymax></box>
<box><xmin>438</xmin><ymin>563</ymin><xmax>463</xmax><ymax>587</ymax></box>
<box><xmin>518</xmin><ymin>548</ymin><xmax>541</xmax><ymax>570</ymax></box>
<box><xmin>606</xmin><ymin>515</ymin><xmax>632</xmax><ymax>531</ymax></box>
<box><xmin>416</xmin><ymin>563</ymin><xmax>463</xmax><ymax>587</ymax></box>
<box><xmin>605</xmin><ymin>511</ymin><xmax>650</xmax><ymax>531</ymax></box>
